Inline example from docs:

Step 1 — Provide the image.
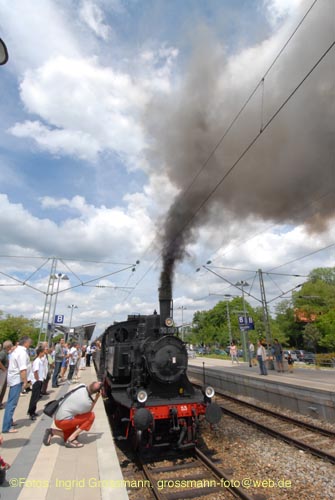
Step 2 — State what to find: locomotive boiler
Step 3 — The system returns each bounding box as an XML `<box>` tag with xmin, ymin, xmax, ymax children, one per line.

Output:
<box><xmin>95</xmin><ymin>288</ymin><xmax>221</xmax><ymax>449</ymax></box>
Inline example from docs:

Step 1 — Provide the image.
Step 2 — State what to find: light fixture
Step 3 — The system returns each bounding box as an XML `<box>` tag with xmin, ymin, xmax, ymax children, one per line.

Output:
<box><xmin>136</xmin><ymin>389</ymin><xmax>148</xmax><ymax>403</ymax></box>
<box><xmin>165</xmin><ymin>317</ymin><xmax>174</xmax><ymax>327</ymax></box>
<box><xmin>205</xmin><ymin>386</ymin><xmax>215</xmax><ymax>398</ymax></box>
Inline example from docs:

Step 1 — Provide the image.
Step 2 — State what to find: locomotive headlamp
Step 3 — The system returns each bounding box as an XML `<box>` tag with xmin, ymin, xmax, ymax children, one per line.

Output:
<box><xmin>136</xmin><ymin>389</ymin><xmax>148</xmax><ymax>403</ymax></box>
<box><xmin>165</xmin><ymin>317</ymin><xmax>174</xmax><ymax>327</ymax></box>
<box><xmin>205</xmin><ymin>386</ymin><xmax>215</xmax><ymax>399</ymax></box>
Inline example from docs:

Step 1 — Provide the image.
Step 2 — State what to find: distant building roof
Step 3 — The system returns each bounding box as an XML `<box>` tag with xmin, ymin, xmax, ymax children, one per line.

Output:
<box><xmin>54</xmin><ymin>323</ymin><xmax>96</xmax><ymax>343</ymax></box>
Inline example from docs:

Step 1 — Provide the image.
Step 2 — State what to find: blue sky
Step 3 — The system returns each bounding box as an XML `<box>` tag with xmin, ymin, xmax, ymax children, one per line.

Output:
<box><xmin>0</xmin><ymin>0</ymin><xmax>334</xmax><ymax>336</ymax></box>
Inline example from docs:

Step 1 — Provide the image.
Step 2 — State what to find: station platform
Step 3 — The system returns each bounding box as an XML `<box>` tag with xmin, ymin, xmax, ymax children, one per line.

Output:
<box><xmin>188</xmin><ymin>357</ymin><xmax>335</xmax><ymax>421</ymax></box>
<box><xmin>0</xmin><ymin>366</ymin><xmax>129</xmax><ymax>500</ymax></box>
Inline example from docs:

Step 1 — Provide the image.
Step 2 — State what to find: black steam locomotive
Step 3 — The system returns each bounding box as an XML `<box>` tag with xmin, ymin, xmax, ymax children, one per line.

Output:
<box><xmin>95</xmin><ymin>290</ymin><xmax>221</xmax><ymax>449</ymax></box>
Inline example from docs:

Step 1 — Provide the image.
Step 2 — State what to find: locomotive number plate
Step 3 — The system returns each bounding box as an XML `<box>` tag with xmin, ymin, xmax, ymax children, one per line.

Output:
<box><xmin>159</xmin><ymin>327</ymin><xmax>177</xmax><ymax>334</ymax></box>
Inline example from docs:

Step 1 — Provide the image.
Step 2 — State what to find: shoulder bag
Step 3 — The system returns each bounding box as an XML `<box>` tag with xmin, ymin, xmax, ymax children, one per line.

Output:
<box><xmin>43</xmin><ymin>384</ymin><xmax>85</xmax><ymax>417</ymax></box>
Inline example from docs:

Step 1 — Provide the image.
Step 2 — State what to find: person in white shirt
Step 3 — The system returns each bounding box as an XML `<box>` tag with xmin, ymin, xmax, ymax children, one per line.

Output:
<box><xmin>248</xmin><ymin>341</ymin><xmax>255</xmax><ymax>367</ymax></box>
<box><xmin>67</xmin><ymin>343</ymin><xmax>79</xmax><ymax>382</ymax></box>
<box><xmin>43</xmin><ymin>381</ymin><xmax>101</xmax><ymax>448</ymax></box>
<box><xmin>27</xmin><ymin>347</ymin><xmax>45</xmax><ymax>420</ymax></box>
<box><xmin>2</xmin><ymin>336</ymin><xmax>32</xmax><ymax>433</ymax></box>
<box><xmin>257</xmin><ymin>340</ymin><xmax>268</xmax><ymax>376</ymax></box>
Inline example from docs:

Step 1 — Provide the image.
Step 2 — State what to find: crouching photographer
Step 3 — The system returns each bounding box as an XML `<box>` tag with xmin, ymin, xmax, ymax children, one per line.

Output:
<box><xmin>43</xmin><ymin>381</ymin><xmax>102</xmax><ymax>448</ymax></box>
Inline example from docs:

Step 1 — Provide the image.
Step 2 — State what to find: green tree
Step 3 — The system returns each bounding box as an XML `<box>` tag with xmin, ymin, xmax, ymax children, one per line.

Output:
<box><xmin>192</xmin><ymin>297</ymin><xmax>259</xmax><ymax>348</ymax></box>
<box><xmin>292</xmin><ymin>269</ymin><xmax>335</xmax><ymax>351</ymax></box>
<box><xmin>273</xmin><ymin>300</ymin><xmax>298</xmax><ymax>346</ymax></box>
<box><xmin>0</xmin><ymin>313</ymin><xmax>39</xmax><ymax>346</ymax></box>
<box><xmin>303</xmin><ymin>323</ymin><xmax>322</xmax><ymax>352</ymax></box>
<box><xmin>316</xmin><ymin>309</ymin><xmax>335</xmax><ymax>350</ymax></box>
<box><xmin>309</xmin><ymin>267</ymin><xmax>335</xmax><ymax>285</ymax></box>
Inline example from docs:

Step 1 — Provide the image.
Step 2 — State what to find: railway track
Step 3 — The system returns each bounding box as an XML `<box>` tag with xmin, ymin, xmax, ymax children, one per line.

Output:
<box><xmin>138</xmin><ymin>447</ymin><xmax>258</xmax><ymax>500</ymax></box>
<box><xmin>213</xmin><ymin>391</ymin><xmax>335</xmax><ymax>464</ymax></box>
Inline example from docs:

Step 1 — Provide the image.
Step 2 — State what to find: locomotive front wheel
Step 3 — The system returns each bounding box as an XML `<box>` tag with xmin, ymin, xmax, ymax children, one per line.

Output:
<box><xmin>131</xmin><ymin>429</ymin><xmax>142</xmax><ymax>451</ymax></box>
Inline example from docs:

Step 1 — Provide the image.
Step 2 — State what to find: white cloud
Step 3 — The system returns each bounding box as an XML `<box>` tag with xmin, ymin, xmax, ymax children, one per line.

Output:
<box><xmin>79</xmin><ymin>0</ymin><xmax>111</xmax><ymax>40</ymax></box>
<box><xmin>0</xmin><ymin>0</ymin><xmax>79</xmax><ymax>70</ymax></box>
<box><xmin>8</xmin><ymin>51</ymin><xmax>178</xmax><ymax>168</ymax></box>
<box><xmin>10</xmin><ymin>120</ymin><xmax>100</xmax><ymax>161</ymax></box>
<box><xmin>0</xmin><ymin>193</ymin><xmax>155</xmax><ymax>261</ymax></box>
<box><xmin>263</xmin><ymin>0</ymin><xmax>304</xmax><ymax>28</ymax></box>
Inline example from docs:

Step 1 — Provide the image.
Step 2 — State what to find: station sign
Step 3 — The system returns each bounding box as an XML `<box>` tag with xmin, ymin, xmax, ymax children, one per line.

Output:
<box><xmin>238</xmin><ymin>316</ymin><xmax>254</xmax><ymax>330</ymax></box>
<box><xmin>54</xmin><ymin>314</ymin><xmax>64</xmax><ymax>324</ymax></box>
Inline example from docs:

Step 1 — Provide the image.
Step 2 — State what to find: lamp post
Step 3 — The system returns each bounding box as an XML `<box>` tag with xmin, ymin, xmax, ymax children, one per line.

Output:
<box><xmin>208</xmin><ymin>292</ymin><xmax>243</xmax><ymax>347</ymax></box>
<box><xmin>0</xmin><ymin>39</ymin><xmax>8</xmax><ymax>65</ymax></box>
<box><xmin>235</xmin><ymin>281</ymin><xmax>250</xmax><ymax>362</ymax></box>
<box><xmin>49</xmin><ymin>273</ymin><xmax>69</xmax><ymax>344</ymax></box>
<box><xmin>67</xmin><ymin>304</ymin><xmax>78</xmax><ymax>342</ymax></box>
<box><xmin>226</xmin><ymin>301</ymin><xmax>232</xmax><ymax>345</ymax></box>
<box><xmin>178</xmin><ymin>306</ymin><xmax>187</xmax><ymax>342</ymax></box>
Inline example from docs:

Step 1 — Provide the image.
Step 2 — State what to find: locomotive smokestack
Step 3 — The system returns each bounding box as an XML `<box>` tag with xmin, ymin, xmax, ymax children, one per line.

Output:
<box><xmin>159</xmin><ymin>268</ymin><xmax>172</xmax><ymax>328</ymax></box>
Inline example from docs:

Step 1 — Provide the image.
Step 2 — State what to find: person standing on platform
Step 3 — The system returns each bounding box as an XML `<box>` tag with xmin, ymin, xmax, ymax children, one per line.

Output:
<box><xmin>27</xmin><ymin>346</ymin><xmax>45</xmax><ymax>420</ymax></box>
<box><xmin>2</xmin><ymin>336</ymin><xmax>32</xmax><ymax>433</ymax></box>
<box><xmin>85</xmin><ymin>345</ymin><xmax>92</xmax><ymax>367</ymax></box>
<box><xmin>0</xmin><ymin>341</ymin><xmax>13</xmax><ymax>409</ymax></box>
<box><xmin>41</xmin><ymin>344</ymin><xmax>53</xmax><ymax>395</ymax></box>
<box><xmin>79</xmin><ymin>345</ymin><xmax>86</xmax><ymax>370</ymax></box>
<box><xmin>73</xmin><ymin>345</ymin><xmax>82</xmax><ymax>381</ymax></box>
<box><xmin>59</xmin><ymin>342</ymin><xmax>69</xmax><ymax>382</ymax></box>
<box><xmin>273</xmin><ymin>339</ymin><xmax>284</xmax><ymax>372</ymax></box>
<box><xmin>230</xmin><ymin>341</ymin><xmax>239</xmax><ymax>364</ymax></box>
<box><xmin>248</xmin><ymin>341</ymin><xmax>255</xmax><ymax>367</ymax></box>
<box><xmin>287</xmin><ymin>353</ymin><xmax>294</xmax><ymax>373</ymax></box>
<box><xmin>257</xmin><ymin>340</ymin><xmax>268</xmax><ymax>376</ymax></box>
<box><xmin>52</xmin><ymin>338</ymin><xmax>65</xmax><ymax>388</ymax></box>
<box><xmin>67</xmin><ymin>343</ymin><xmax>79</xmax><ymax>382</ymax></box>
<box><xmin>43</xmin><ymin>381</ymin><xmax>102</xmax><ymax>448</ymax></box>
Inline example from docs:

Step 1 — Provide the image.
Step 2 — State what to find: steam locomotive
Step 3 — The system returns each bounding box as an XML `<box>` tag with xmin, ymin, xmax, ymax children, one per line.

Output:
<box><xmin>95</xmin><ymin>289</ymin><xmax>221</xmax><ymax>450</ymax></box>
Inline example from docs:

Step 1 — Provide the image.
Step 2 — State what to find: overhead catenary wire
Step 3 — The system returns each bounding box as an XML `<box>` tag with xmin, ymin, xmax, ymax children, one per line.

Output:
<box><xmin>267</xmin><ymin>243</ymin><xmax>335</xmax><ymax>272</ymax></box>
<box><xmin>209</xmin><ymin>188</ymin><xmax>334</xmax><ymax>266</ymax></box>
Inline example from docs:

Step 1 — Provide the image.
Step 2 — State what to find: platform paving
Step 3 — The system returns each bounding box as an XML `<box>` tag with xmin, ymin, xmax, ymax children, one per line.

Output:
<box><xmin>0</xmin><ymin>365</ymin><xmax>129</xmax><ymax>500</ymax></box>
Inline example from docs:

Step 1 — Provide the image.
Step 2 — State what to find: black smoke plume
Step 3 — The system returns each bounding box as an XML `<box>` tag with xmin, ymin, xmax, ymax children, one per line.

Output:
<box><xmin>144</xmin><ymin>3</ymin><xmax>335</xmax><ymax>294</ymax></box>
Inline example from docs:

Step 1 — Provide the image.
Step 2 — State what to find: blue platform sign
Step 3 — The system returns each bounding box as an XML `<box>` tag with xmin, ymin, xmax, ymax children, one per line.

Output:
<box><xmin>238</xmin><ymin>316</ymin><xmax>254</xmax><ymax>330</ymax></box>
<box><xmin>54</xmin><ymin>314</ymin><xmax>64</xmax><ymax>324</ymax></box>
